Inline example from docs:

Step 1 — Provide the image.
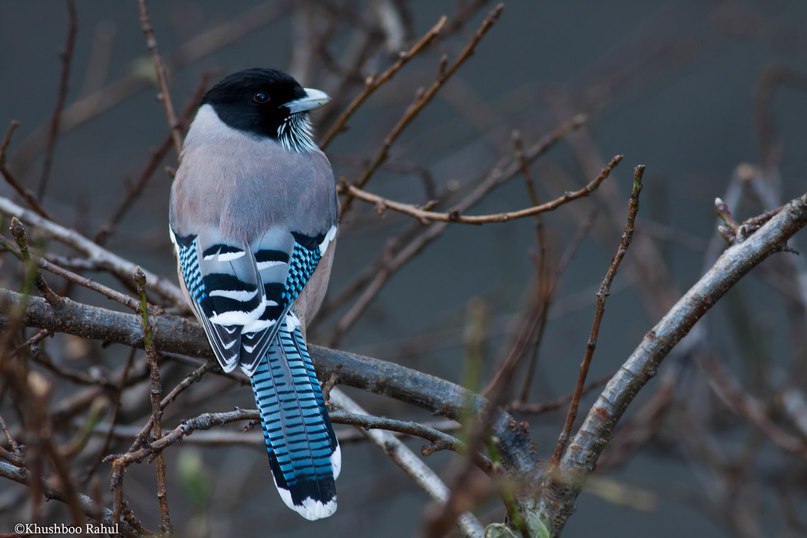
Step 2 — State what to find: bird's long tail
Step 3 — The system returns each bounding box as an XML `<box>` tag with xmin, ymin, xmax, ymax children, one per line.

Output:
<box><xmin>250</xmin><ymin>318</ymin><xmax>340</xmax><ymax>520</ymax></box>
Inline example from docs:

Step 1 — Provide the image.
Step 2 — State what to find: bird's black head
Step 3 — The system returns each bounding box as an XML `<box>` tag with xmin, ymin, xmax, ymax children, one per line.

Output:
<box><xmin>202</xmin><ymin>68</ymin><xmax>329</xmax><ymax>150</ymax></box>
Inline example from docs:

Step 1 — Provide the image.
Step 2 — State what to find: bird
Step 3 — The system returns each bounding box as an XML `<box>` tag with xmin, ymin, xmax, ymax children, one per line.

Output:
<box><xmin>168</xmin><ymin>68</ymin><xmax>340</xmax><ymax>520</ymax></box>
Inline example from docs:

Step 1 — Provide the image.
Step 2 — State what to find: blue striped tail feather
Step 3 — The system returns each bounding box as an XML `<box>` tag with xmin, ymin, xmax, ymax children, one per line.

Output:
<box><xmin>250</xmin><ymin>317</ymin><xmax>340</xmax><ymax>520</ymax></box>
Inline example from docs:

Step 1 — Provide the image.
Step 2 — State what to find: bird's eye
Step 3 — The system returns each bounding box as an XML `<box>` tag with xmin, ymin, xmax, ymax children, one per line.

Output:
<box><xmin>253</xmin><ymin>91</ymin><xmax>270</xmax><ymax>104</ymax></box>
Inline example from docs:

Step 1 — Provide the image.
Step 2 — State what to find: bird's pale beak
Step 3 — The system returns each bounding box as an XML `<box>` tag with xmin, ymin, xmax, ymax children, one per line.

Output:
<box><xmin>286</xmin><ymin>88</ymin><xmax>331</xmax><ymax>114</ymax></box>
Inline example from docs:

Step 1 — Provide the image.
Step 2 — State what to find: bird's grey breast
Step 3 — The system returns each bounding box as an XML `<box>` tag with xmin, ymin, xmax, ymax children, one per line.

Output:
<box><xmin>170</xmin><ymin>105</ymin><xmax>337</xmax><ymax>241</ymax></box>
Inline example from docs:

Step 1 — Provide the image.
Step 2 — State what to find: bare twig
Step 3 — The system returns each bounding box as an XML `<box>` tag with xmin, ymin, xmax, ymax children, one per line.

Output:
<box><xmin>699</xmin><ymin>353</ymin><xmax>807</xmax><ymax>458</ymax></box>
<box><xmin>102</xmin><ymin>406</ymin><xmax>481</xmax><ymax>473</ymax></box>
<box><xmin>512</xmin><ymin>129</ymin><xmax>553</xmax><ymax>403</ymax></box>
<box><xmin>9</xmin><ymin>218</ymin><xmax>62</xmax><ymax>307</ymax></box>
<box><xmin>0</xmin><ymin>416</ymin><xmax>20</xmax><ymax>458</ymax></box>
<box><xmin>482</xmin><ymin>158</ymin><xmax>623</xmax><ymax>397</ymax></box>
<box><xmin>333</xmin><ymin>408</ymin><xmax>490</xmax><ymax>471</ymax></box>
<box><xmin>329</xmin><ymin>115</ymin><xmax>588</xmax><ymax>345</ymax></box>
<box><xmin>37</xmin><ymin>0</ymin><xmax>77</xmax><ymax>200</ymax></box>
<box><xmin>424</xmin><ymin>198</ymin><xmax>612</xmax><ymax>538</ymax></box>
<box><xmin>0</xmin><ymin>460</ymin><xmax>138</xmax><ymax>534</ymax></box>
<box><xmin>343</xmin><ymin>154</ymin><xmax>620</xmax><ymax>224</ymax></box>
<box><xmin>134</xmin><ymin>268</ymin><xmax>172</xmax><ymax>535</ymax></box>
<box><xmin>137</xmin><ymin>0</ymin><xmax>183</xmax><ymax>157</ymax></box>
<box><xmin>12</xmin><ymin>1</ymin><xmax>290</xmax><ymax>170</ymax></box>
<box><xmin>320</xmin><ymin>15</ymin><xmax>447</xmax><ymax>147</ymax></box>
<box><xmin>87</xmin><ymin>417</ymin><xmax>463</xmax><ymax>449</ymax></box>
<box><xmin>160</xmin><ymin>362</ymin><xmax>216</xmax><ymax>410</ymax></box>
<box><xmin>43</xmin><ymin>436</ymin><xmax>85</xmax><ymax>525</ymax></box>
<box><xmin>551</xmin><ymin>164</ymin><xmax>644</xmax><ymax>464</ymax></box>
<box><xmin>509</xmin><ymin>371</ymin><xmax>613</xmax><ymax>415</ymax></box>
<box><xmin>340</xmin><ymin>4</ymin><xmax>504</xmax><ymax>216</ymax></box>
<box><xmin>0</xmin><ymin>233</ymin><xmax>140</xmax><ymax>311</ymax></box>
<box><xmin>0</xmin><ymin>122</ymin><xmax>51</xmax><ymax>219</ymax></box>
<box><xmin>753</xmin><ymin>65</ymin><xmax>807</xmax><ymax>175</ymax></box>
<box><xmin>81</xmin><ymin>348</ymin><xmax>137</xmax><ymax>484</ymax></box>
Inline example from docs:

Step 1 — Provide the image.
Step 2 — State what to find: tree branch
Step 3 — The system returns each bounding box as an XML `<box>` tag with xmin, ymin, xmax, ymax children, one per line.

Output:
<box><xmin>535</xmin><ymin>189</ymin><xmax>807</xmax><ymax>535</ymax></box>
<box><xmin>37</xmin><ymin>0</ymin><xmax>77</xmax><ymax>200</ymax></box>
<box><xmin>0</xmin><ymin>288</ymin><xmax>535</xmax><ymax>474</ymax></box>
<box><xmin>0</xmin><ymin>195</ymin><xmax>186</xmax><ymax>308</ymax></box>
<box><xmin>341</xmin><ymin>153</ymin><xmax>620</xmax><ymax>225</ymax></box>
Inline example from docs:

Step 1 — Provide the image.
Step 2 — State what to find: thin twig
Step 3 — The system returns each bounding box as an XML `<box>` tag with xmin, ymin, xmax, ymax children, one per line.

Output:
<box><xmin>93</xmin><ymin>73</ymin><xmax>211</xmax><ymax>245</ymax></box>
<box><xmin>340</xmin><ymin>4</ymin><xmax>504</xmax><ymax>216</ymax></box>
<box><xmin>0</xmin><ymin>233</ymin><xmax>140</xmax><ymax>312</ymax></box>
<box><xmin>31</xmin><ymin>351</ymin><xmax>101</xmax><ymax>386</ymax></box>
<box><xmin>0</xmin><ymin>415</ymin><xmax>21</xmax><ymax>454</ymax></box>
<box><xmin>0</xmin><ymin>122</ymin><xmax>51</xmax><ymax>219</ymax></box>
<box><xmin>511</xmin><ymin>372</ymin><xmax>613</xmax><ymax>415</ymax></box>
<box><xmin>37</xmin><ymin>0</ymin><xmax>78</xmax><ymax>200</ymax></box>
<box><xmin>698</xmin><ymin>353</ymin><xmax>807</xmax><ymax>458</ymax></box>
<box><xmin>102</xmin><ymin>406</ymin><xmax>482</xmax><ymax>471</ymax></box>
<box><xmin>81</xmin><ymin>348</ymin><xmax>137</xmax><ymax>484</ymax></box>
<box><xmin>513</xmin><ymin>130</ymin><xmax>552</xmax><ymax>403</ymax></box>
<box><xmin>134</xmin><ymin>268</ymin><xmax>172</xmax><ymax>534</ymax></box>
<box><xmin>333</xmin><ymin>410</ymin><xmax>490</xmax><ymax>471</ymax></box>
<box><xmin>320</xmin><ymin>15</ymin><xmax>447</xmax><ymax>148</ymax></box>
<box><xmin>11</xmin><ymin>1</ymin><xmax>290</xmax><ymax>171</ymax></box>
<box><xmin>43</xmin><ymin>436</ymin><xmax>85</xmax><ymax>525</ymax></box>
<box><xmin>138</xmin><ymin>0</ymin><xmax>183</xmax><ymax>157</ymax></box>
<box><xmin>329</xmin><ymin>115</ymin><xmax>589</xmax><ymax>345</ymax></box>
<box><xmin>482</xmin><ymin>157</ymin><xmax>624</xmax><ymax>396</ymax></box>
<box><xmin>86</xmin><ymin>417</ymin><xmax>463</xmax><ymax>448</ymax></box>
<box><xmin>342</xmin><ymin>153</ymin><xmax>618</xmax><ymax>223</ymax></box>
<box><xmin>551</xmin><ymin>164</ymin><xmax>644</xmax><ymax>464</ymax></box>
<box><xmin>9</xmin><ymin>218</ymin><xmax>62</xmax><ymax>307</ymax></box>
<box><xmin>130</xmin><ymin>361</ymin><xmax>219</xmax><ymax>445</ymax></box>
<box><xmin>160</xmin><ymin>362</ymin><xmax>216</xmax><ymax>410</ymax></box>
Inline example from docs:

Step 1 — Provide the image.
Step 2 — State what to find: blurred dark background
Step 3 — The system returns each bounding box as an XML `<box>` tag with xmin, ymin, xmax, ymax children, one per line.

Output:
<box><xmin>1</xmin><ymin>1</ymin><xmax>806</xmax><ymax>536</ymax></box>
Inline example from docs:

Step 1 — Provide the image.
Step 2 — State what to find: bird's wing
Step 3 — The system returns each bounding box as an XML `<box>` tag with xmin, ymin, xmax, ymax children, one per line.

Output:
<box><xmin>239</xmin><ymin>225</ymin><xmax>336</xmax><ymax>375</ymax></box>
<box><xmin>170</xmin><ymin>224</ymin><xmax>336</xmax><ymax>375</ymax></box>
